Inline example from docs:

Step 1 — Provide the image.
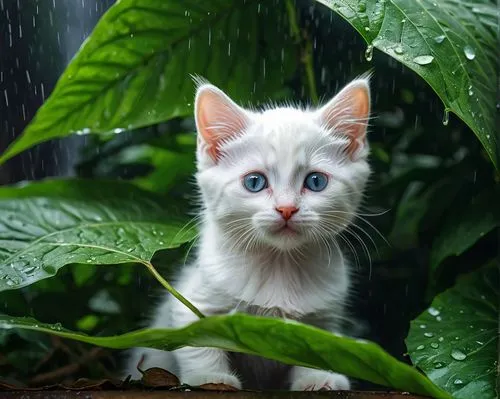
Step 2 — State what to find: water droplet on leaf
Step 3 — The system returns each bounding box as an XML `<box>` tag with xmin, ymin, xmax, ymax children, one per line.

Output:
<box><xmin>433</xmin><ymin>361</ymin><xmax>445</xmax><ymax>369</ymax></box>
<box><xmin>431</xmin><ymin>342</ymin><xmax>439</xmax><ymax>349</ymax></box>
<box><xmin>424</xmin><ymin>332</ymin><xmax>434</xmax><ymax>338</ymax></box>
<box><xmin>451</xmin><ymin>349</ymin><xmax>467</xmax><ymax>361</ymax></box>
<box><xmin>22</xmin><ymin>266</ymin><xmax>38</xmax><ymax>275</ymax></box>
<box><xmin>453</xmin><ymin>379</ymin><xmax>464</xmax><ymax>385</ymax></box>
<box><xmin>463</xmin><ymin>45</ymin><xmax>475</xmax><ymax>60</ymax></box>
<box><xmin>416</xmin><ymin>345</ymin><xmax>425</xmax><ymax>350</ymax></box>
<box><xmin>428</xmin><ymin>307</ymin><xmax>440</xmax><ymax>316</ymax></box>
<box><xmin>434</xmin><ymin>35</ymin><xmax>445</xmax><ymax>43</ymax></box>
<box><xmin>394</xmin><ymin>45</ymin><xmax>404</xmax><ymax>54</ymax></box>
<box><xmin>413</xmin><ymin>55</ymin><xmax>434</xmax><ymax>65</ymax></box>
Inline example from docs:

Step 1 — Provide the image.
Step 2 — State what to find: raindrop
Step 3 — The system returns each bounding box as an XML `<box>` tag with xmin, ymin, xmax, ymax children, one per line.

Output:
<box><xmin>364</xmin><ymin>26</ymin><xmax>370</xmax><ymax>32</ymax></box>
<box><xmin>431</xmin><ymin>342</ymin><xmax>439</xmax><ymax>349</ymax></box>
<box><xmin>451</xmin><ymin>349</ymin><xmax>467</xmax><ymax>361</ymax></box>
<box><xmin>436</xmin><ymin>316</ymin><xmax>442</xmax><ymax>322</ymax></box>
<box><xmin>463</xmin><ymin>45</ymin><xmax>475</xmax><ymax>60</ymax></box>
<box><xmin>364</xmin><ymin>45</ymin><xmax>374</xmax><ymax>62</ymax></box>
<box><xmin>394</xmin><ymin>45</ymin><xmax>404</xmax><ymax>55</ymax></box>
<box><xmin>434</xmin><ymin>35</ymin><xmax>445</xmax><ymax>43</ymax></box>
<box><xmin>438</xmin><ymin>337</ymin><xmax>444</xmax><ymax>342</ymax></box>
<box><xmin>127</xmin><ymin>247</ymin><xmax>134</xmax><ymax>252</ymax></box>
<box><xmin>453</xmin><ymin>379</ymin><xmax>464</xmax><ymax>385</ymax></box>
<box><xmin>476</xmin><ymin>341</ymin><xmax>483</xmax><ymax>345</ymax></box>
<box><xmin>442</xmin><ymin>109</ymin><xmax>450</xmax><ymax>126</ymax></box>
<box><xmin>419</xmin><ymin>324</ymin><xmax>427</xmax><ymax>329</ymax></box>
<box><xmin>50</xmin><ymin>322</ymin><xmax>63</xmax><ymax>331</ymax></box>
<box><xmin>413</xmin><ymin>55</ymin><xmax>434</xmax><ymax>65</ymax></box>
<box><xmin>416</xmin><ymin>345</ymin><xmax>425</xmax><ymax>350</ymax></box>
<box><xmin>5</xmin><ymin>279</ymin><xmax>16</xmax><ymax>286</ymax></box>
<box><xmin>22</xmin><ymin>266</ymin><xmax>38</xmax><ymax>275</ymax></box>
<box><xmin>424</xmin><ymin>332</ymin><xmax>434</xmax><ymax>338</ymax></box>
<box><xmin>428</xmin><ymin>307</ymin><xmax>440</xmax><ymax>316</ymax></box>
<box><xmin>433</xmin><ymin>361</ymin><xmax>445</xmax><ymax>369</ymax></box>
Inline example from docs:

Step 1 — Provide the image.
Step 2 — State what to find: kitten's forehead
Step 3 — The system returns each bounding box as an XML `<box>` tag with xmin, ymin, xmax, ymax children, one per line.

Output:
<box><xmin>251</xmin><ymin>107</ymin><xmax>333</xmax><ymax>167</ymax></box>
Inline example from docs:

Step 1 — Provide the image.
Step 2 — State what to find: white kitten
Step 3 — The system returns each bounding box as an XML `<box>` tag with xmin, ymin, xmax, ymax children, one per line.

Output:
<box><xmin>124</xmin><ymin>78</ymin><xmax>371</xmax><ymax>391</ymax></box>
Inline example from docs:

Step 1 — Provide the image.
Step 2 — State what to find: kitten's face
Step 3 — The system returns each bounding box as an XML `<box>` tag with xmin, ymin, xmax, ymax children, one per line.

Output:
<box><xmin>195</xmin><ymin>80</ymin><xmax>371</xmax><ymax>251</ymax></box>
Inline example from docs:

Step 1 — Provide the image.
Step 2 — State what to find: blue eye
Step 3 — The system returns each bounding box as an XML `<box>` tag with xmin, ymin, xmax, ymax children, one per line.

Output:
<box><xmin>243</xmin><ymin>173</ymin><xmax>268</xmax><ymax>192</ymax></box>
<box><xmin>304</xmin><ymin>172</ymin><xmax>328</xmax><ymax>192</ymax></box>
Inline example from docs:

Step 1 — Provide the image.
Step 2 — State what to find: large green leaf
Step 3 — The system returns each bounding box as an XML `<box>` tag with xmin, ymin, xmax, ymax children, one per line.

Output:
<box><xmin>315</xmin><ymin>0</ymin><xmax>499</xmax><ymax>168</ymax></box>
<box><xmin>407</xmin><ymin>264</ymin><xmax>498</xmax><ymax>399</ymax></box>
<box><xmin>430</xmin><ymin>188</ymin><xmax>500</xmax><ymax>278</ymax></box>
<box><xmin>0</xmin><ymin>179</ymin><xmax>196</xmax><ymax>291</ymax></box>
<box><xmin>0</xmin><ymin>0</ymin><xmax>294</xmax><ymax>165</ymax></box>
<box><xmin>0</xmin><ymin>313</ymin><xmax>450</xmax><ymax>398</ymax></box>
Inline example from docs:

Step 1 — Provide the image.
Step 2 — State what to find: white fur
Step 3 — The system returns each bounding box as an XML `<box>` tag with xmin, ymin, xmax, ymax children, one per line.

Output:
<box><xmin>124</xmin><ymin>79</ymin><xmax>371</xmax><ymax>391</ymax></box>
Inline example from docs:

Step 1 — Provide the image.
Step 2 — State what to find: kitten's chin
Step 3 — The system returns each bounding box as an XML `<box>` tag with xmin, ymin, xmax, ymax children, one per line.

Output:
<box><xmin>261</xmin><ymin>227</ymin><xmax>308</xmax><ymax>251</ymax></box>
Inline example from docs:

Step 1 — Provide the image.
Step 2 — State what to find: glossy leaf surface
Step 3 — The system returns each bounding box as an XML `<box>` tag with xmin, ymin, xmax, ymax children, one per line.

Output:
<box><xmin>0</xmin><ymin>0</ymin><xmax>294</xmax><ymax>165</ymax></box>
<box><xmin>0</xmin><ymin>313</ymin><xmax>450</xmax><ymax>398</ymax></box>
<box><xmin>0</xmin><ymin>179</ymin><xmax>195</xmax><ymax>291</ymax></box>
<box><xmin>407</xmin><ymin>264</ymin><xmax>498</xmax><ymax>398</ymax></box>
<box><xmin>315</xmin><ymin>0</ymin><xmax>499</xmax><ymax>168</ymax></box>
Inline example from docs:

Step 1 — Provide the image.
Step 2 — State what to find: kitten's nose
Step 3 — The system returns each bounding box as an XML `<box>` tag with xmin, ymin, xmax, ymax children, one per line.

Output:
<box><xmin>276</xmin><ymin>206</ymin><xmax>299</xmax><ymax>221</ymax></box>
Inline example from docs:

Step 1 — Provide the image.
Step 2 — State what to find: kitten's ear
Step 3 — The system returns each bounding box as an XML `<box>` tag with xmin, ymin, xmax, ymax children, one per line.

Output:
<box><xmin>316</xmin><ymin>79</ymin><xmax>370</xmax><ymax>159</ymax></box>
<box><xmin>195</xmin><ymin>84</ymin><xmax>250</xmax><ymax>163</ymax></box>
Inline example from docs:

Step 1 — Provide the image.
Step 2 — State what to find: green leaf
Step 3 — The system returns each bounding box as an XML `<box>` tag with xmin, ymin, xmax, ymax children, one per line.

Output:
<box><xmin>407</xmin><ymin>264</ymin><xmax>498</xmax><ymax>399</ymax></box>
<box><xmin>430</xmin><ymin>188</ymin><xmax>500</xmax><ymax>277</ymax></box>
<box><xmin>315</xmin><ymin>0</ymin><xmax>499</xmax><ymax>168</ymax></box>
<box><xmin>0</xmin><ymin>313</ymin><xmax>450</xmax><ymax>398</ymax></box>
<box><xmin>117</xmin><ymin>143</ymin><xmax>196</xmax><ymax>193</ymax></box>
<box><xmin>0</xmin><ymin>179</ymin><xmax>196</xmax><ymax>291</ymax></box>
<box><xmin>0</xmin><ymin>0</ymin><xmax>295</xmax><ymax>165</ymax></box>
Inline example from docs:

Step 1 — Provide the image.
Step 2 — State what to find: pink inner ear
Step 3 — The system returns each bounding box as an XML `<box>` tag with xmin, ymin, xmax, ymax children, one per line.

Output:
<box><xmin>195</xmin><ymin>86</ymin><xmax>249</xmax><ymax>162</ymax></box>
<box><xmin>319</xmin><ymin>81</ymin><xmax>370</xmax><ymax>159</ymax></box>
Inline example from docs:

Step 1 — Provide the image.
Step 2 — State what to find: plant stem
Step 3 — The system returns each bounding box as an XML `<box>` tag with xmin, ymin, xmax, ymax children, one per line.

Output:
<box><xmin>285</xmin><ymin>0</ymin><xmax>319</xmax><ymax>105</ymax></box>
<box><xmin>143</xmin><ymin>261</ymin><xmax>205</xmax><ymax>319</ymax></box>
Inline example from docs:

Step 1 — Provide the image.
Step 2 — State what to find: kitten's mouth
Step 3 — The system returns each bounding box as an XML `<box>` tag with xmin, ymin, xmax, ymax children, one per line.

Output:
<box><xmin>274</xmin><ymin>224</ymin><xmax>297</xmax><ymax>235</ymax></box>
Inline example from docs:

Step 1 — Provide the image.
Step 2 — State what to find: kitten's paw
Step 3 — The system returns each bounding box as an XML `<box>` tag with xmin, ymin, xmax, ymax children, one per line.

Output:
<box><xmin>182</xmin><ymin>372</ymin><xmax>242</xmax><ymax>389</ymax></box>
<box><xmin>291</xmin><ymin>370</ymin><xmax>350</xmax><ymax>391</ymax></box>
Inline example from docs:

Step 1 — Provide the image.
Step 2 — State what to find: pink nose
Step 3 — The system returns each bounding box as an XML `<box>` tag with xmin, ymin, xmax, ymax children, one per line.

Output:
<box><xmin>276</xmin><ymin>206</ymin><xmax>299</xmax><ymax>221</ymax></box>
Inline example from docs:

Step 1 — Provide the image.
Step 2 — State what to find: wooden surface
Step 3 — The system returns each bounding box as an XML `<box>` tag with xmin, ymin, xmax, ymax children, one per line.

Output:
<box><xmin>0</xmin><ymin>391</ymin><xmax>428</xmax><ymax>399</ymax></box>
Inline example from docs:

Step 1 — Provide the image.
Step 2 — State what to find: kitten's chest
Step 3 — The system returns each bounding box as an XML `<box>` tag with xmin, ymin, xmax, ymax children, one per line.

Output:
<box><xmin>219</xmin><ymin>256</ymin><xmax>345</xmax><ymax>316</ymax></box>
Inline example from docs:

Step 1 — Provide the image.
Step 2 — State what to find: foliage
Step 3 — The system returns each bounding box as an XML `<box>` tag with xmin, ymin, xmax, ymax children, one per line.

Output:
<box><xmin>0</xmin><ymin>0</ymin><xmax>497</xmax><ymax>397</ymax></box>
<box><xmin>316</xmin><ymin>0</ymin><xmax>499</xmax><ymax>168</ymax></box>
<box><xmin>407</xmin><ymin>264</ymin><xmax>498</xmax><ymax>399</ymax></box>
<box><xmin>0</xmin><ymin>314</ymin><xmax>450</xmax><ymax>398</ymax></box>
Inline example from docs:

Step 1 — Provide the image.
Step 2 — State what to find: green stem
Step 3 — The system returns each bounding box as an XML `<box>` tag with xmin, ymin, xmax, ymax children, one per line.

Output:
<box><xmin>285</xmin><ymin>0</ymin><xmax>319</xmax><ymax>105</ymax></box>
<box><xmin>143</xmin><ymin>261</ymin><xmax>205</xmax><ymax>319</ymax></box>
